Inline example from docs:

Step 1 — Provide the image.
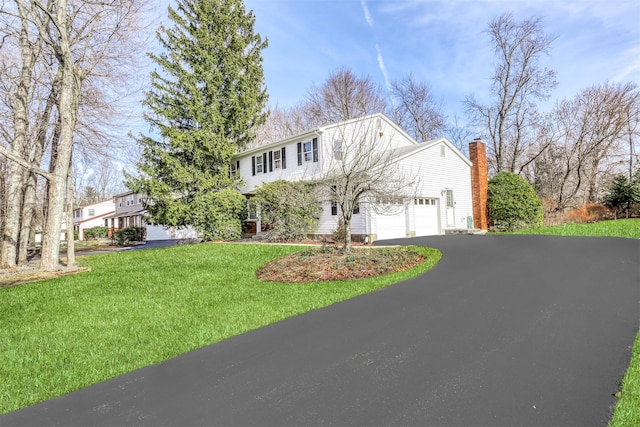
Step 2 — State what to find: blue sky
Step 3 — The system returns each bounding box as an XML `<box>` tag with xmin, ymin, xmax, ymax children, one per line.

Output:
<box><xmin>238</xmin><ymin>0</ymin><xmax>639</xmax><ymax>120</ymax></box>
<box><xmin>148</xmin><ymin>0</ymin><xmax>639</xmax><ymax>123</ymax></box>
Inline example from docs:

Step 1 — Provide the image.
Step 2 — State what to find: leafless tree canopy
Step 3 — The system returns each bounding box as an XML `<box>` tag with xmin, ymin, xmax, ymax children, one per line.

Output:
<box><xmin>315</xmin><ymin>116</ymin><xmax>421</xmax><ymax>251</ymax></box>
<box><xmin>303</xmin><ymin>67</ymin><xmax>388</xmax><ymax>128</ymax></box>
<box><xmin>0</xmin><ymin>0</ymin><xmax>149</xmax><ymax>270</ymax></box>
<box><xmin>390</xmin><ymin>73</ymin><xmax>446</xmax><ymax>142</ymax></box>
<box><xmin>466</xmin><ymin>13</ymin><xmax>557</xmax><ymax>174</ymax></box>
<box><xmin>527</xmin><ymin>82</ymin><xmax>640</xmax><ymax>212</ymax></box>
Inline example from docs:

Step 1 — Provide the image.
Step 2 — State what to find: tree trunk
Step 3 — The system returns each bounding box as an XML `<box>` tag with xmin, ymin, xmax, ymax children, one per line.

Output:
<box><xmin>17</xmin><ymin>172</ymin><xmax>38</xmax><ymax>264</ymax></box>
<box><xmin>1</xmin><ymin>6</ymin><xmax>35</xmax><ymax>268</ymax></box>
<box><xmin>40</xmin><ymin>0</ymin><xmax>80</xmax><ymax>271</ymax></box>
<box><xmin>343</xmin><ymin>216</ymin><xmax>352</xmax><ymax>252</ymax></box>
<box><xmin>2</xmin><ymin>164</ymin><xmax>25</xmax><ymax>267</ymax></box>
<box><xmin>65</xmin><ymin>160</ymin><xmax>75</xmax><ymax>267</ymax></box>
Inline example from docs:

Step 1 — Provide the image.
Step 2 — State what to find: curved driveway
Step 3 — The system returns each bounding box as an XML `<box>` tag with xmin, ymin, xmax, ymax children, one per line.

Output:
<box><xmin>2</xmin><ymin>235</ymin><xmax>638</xmax><ymax>426</ymax></box>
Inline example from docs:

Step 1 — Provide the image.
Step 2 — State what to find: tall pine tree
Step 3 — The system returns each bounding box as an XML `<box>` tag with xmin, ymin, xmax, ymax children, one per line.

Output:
<box><xmin>129</xmin><ymin>0</ymin><xmax>268</xmax><ymax>240</ymax></box>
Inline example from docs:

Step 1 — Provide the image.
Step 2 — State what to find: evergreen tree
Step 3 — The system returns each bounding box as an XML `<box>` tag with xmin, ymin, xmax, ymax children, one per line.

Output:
<box><xmin>602</xmin><ymin>173</ymin><xmax>640</xmax><ymax>219</ymax></box>
<box><xmin>128</xmin><ymin>0</ymin><xmax>268</xmax><ymax>239</ymax></box>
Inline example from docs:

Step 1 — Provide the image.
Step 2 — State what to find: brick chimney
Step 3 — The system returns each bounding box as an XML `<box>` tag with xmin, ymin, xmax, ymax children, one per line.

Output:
<box><xmin>469</xmin><ymin>139</ymin><xmax>488</xmax><ymax>230</ymax></box>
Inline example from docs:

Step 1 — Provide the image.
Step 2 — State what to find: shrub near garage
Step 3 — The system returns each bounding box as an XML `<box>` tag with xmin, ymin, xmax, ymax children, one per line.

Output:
<box><xmin>84</xmin><ymin>226</ymin><xmax>109</xmax><ymax>240</ymax></box>
<box><xmin>488</xmin><ymin>171</ymin><xmax>543</xmax><ymax>231</ymax></box>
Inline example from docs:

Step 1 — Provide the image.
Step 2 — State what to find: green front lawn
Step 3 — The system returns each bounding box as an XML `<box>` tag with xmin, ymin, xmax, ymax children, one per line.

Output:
<box><xmin>0</xmin><ymin>243</ymin><xmax>440</xmax><ymax>415</ymax></box>
<box><xmin>510</xmin><ymin>218</ymin><xmax>640</xmax><ymax>239</ymax></box>
<box><xmin>511</xmin><ymin>219</ymin><xmax>639</xmax><ymax>426</ymax></box>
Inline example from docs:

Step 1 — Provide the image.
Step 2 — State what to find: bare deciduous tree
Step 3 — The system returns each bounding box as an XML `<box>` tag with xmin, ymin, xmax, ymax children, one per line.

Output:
<box><xmin>466</xmin><ymin>13</ymin><xmax>557</xmax><ymax>174</ymax></box>
<box><xmin>303</xmin><ymin>67</ymin><xmax>388</xmax><ymax>127</ymax></box>
<box><xmin>315</xmin><ymin>115</ymin><xmax>421</xmax><ymax>251</ymax></box>
<box><xmin>530</xmin><ymin>82</ymin><xmax>640</xmax><ymax>211</ymax></box>
<box><xmin>0</xmin><ymin>0</ymin><xmax>148</xmax><ymax>270</ymax></box>
<box><xmin>390</xmin><ymin>73</ymin><xmax>446</xmax><ymax>142</ymax></box>
<box><xmin>251</xmin><ymin>103</ymin><xmax>311</xmax><ymax>148</ymax></box>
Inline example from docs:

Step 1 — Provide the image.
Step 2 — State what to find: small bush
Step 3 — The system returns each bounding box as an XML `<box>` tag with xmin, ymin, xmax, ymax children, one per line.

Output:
<box><xmin>488</xmin><ymin>172</ymin><xmax>543</xmax><ymax>231</ymax></box>
<box><xmin>565</xmin><ymin>203</ymin><xmax>612</xmax><ymax>223</ymax></box>
<box><xmin>114</xmin><ymin>227</ymin><xmax>145</xmax><ymax>246</ymax></box>
<box><xmin>84</xmin><ymin>226</ymin><xmax>109</xmax><ymax>240</ymax></box>
<box><xmin>332</xmin><ymin>217</ymin><xmax>347</xmax><ymax>243</ymax></box>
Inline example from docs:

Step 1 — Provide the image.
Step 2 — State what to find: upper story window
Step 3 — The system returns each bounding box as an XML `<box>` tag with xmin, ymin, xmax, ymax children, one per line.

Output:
<box><xmin>88</xmin><ymin>208</ymin><xmax>95</xmax><ymax>217</ymax></box>
<box><xmin>333</xmin><ymin>140</ymin><xmax>343</xmax><ymax>161</ymax></box>
<box><xmin>230</xmin><ymin>161</ymin><xmax>238</xmax><ymax>176</ymax></box>
<box><xmin>297</xmin><ymin>138</ymin><xmax>318</xmax><ymax>165</ymax></box>
<box><xmin>273</xmin><ymin>149</ymin><xmax>281</xmax><ymax>169</ymax></box>
<box><xmin>303</xmin><ymin>141</ymin><xmax>312</xmax><ymax>162</ymax></box>
<box><xmin>255</xmin><ymin>155</ymin><xmax>263</xmax><ymax>174</ymax></box>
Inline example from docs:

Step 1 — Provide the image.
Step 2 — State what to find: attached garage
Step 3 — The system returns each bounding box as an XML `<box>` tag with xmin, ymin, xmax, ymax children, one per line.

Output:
<box><xmin>374</xmin><ymin>205</ymin><xmax>407</xmax><ymax>240</ymax></box>
<box><xmin>145</xmin><ymin>225</ymin><xmax>199</xmax><ymax>241</ymax></box>
<box><xmin>413</xmin><ymin>198</ymin><xmax>440</xmax><ymax>236</ymax></box>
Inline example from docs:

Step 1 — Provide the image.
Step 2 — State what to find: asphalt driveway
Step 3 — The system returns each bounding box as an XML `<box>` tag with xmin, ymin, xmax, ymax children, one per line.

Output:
<box><xmin>2</xmin><ymin>235</ymin><xmax>638</xmax><ymax>426</ymax></box>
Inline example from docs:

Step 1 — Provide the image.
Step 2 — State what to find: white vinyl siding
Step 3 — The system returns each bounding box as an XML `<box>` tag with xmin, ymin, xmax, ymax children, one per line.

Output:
<box><xmin>399</xmin><ymin>141</ymin><xmax>473</xmax><ymax>231</ymax></box>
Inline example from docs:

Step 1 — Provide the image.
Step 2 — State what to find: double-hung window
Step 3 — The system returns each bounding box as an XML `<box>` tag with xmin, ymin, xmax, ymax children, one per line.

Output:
<box><xmin>255</xmin><ymin>155</ymin><xmax>263</xmax><ymax>174</ymax></box>
<box><xmin>273</xmin><ymin>150</ymin><xmax>281</xmax><ymax>169</ymax></box>
<box><xmin>297</xmin><ymin>138</ymin><xmax>318</xmax><ymax>165</ymax></box>
<box><xmin>303</xmin><ymin>141</ymin><xmax>313</xmax><ymax>162</ymax></box>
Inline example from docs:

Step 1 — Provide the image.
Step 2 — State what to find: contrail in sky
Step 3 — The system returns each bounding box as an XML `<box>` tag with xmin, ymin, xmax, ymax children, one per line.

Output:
<box><xmin>360</xmin><ymin>0</ymin><xmax>374</xmax><ymax>27</ymax></box>
<box><xmin>361</xmin><ymin>0</ymin><xmax>394</xmax><ymax>104</ymax></box>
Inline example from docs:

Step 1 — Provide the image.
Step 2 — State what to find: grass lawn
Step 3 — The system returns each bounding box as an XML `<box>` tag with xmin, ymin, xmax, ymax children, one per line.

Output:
<box><xmin>511</xmin><ymin>219</ymin><xmax>639</xmax><ymax>426</ymax></box>
<box><xmin>509</xmin><ymin>218</ymin><xmax>640</xmax><ymax>239</ymax></box>
<box><xmin>0</xmin><ymin>243</ymin><xmax>440</xmax><ymax>415</ymax></box>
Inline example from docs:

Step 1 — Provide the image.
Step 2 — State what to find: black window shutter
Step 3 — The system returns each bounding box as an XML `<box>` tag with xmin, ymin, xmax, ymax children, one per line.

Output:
<box><xmin>236</xmin><ymin>160</ymin><xmax>240</xmax><ymax>170</ymax></box>
<box><xmin>312</xmin><ymin>138</ymin><xmax>318</xmax><ymax>162</ymax></box>
<box><xmin>281</xmin><ymin>147</ymin><xmax>286</xmax><ymax>169</ymax></box>
<box><xmin>297</xmin><ymin>142</ymin><xmax>302</xmax><ymax>166</ymax></box>
<box><xmin>269</xmin><ymin>151</ymin><xmax>273</xmax><ymax>172</ymax></box>
<box><xmin>263</xmin><ymin>153</ymin><xmax>267</xmax><ymax>173</ymax></box>
<box><xmin>251</xmin><ymin>156</ymin><xmax>255</xmax><ymax>176</ymax></box>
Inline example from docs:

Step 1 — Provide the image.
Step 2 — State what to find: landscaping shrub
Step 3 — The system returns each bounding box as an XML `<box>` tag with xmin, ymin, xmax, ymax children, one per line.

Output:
<box><xmin>253</xmin><ymin>180</ymin><xmax>320</xmax><ymax>241</ymax></box>
<box><xmin>114</xmin><ymin>227</ymin><xmax>145</xmax><ymax>246</ymax></box>
<box><xmin>565</xmin><ymin>203</ymin><xmax>612</xmax><ymax>223</ymax></box>
<box><xmin>84</xmin><ymin>226</ymin><xmax>109</xmax><ymax>240</ymax></box>
<box><xmin>488</xmin><ymin>171</ymin><xmax>543</xmax><ymax>231</ymax></box>
<box><xmin>332</xmin><ymin>217</ymin><xmax>347</xmax><ymax>243</ymax></box>
<box><xmin>190</xmin><ymin>188</ymin><xmax>246</xmax><ymax>240</ymax></box>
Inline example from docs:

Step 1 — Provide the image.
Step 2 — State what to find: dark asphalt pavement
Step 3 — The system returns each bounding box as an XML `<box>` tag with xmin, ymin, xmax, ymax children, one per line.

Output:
<box><xmin>2</xmin><ymin>235</ymin><xmax>638</xmax><ymax>426</ymax></box>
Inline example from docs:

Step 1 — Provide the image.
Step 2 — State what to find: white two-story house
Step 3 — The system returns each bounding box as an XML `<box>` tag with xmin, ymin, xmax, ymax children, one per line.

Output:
<box><xmin>233</xmin><ymin>113</ymin><xmax>481</xmax><ymax>242</ymax></box>
<box><xmin>72</xmin><ymin>199</ymin><xmax>116</xmax><ymax>240</ymax></box>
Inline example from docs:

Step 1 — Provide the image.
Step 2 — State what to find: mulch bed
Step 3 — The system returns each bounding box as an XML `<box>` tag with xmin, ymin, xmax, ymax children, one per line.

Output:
<box><xmin>256</xmin><ymin>246</ymin><xmax>426</xmax><ymax>283</ymax></box>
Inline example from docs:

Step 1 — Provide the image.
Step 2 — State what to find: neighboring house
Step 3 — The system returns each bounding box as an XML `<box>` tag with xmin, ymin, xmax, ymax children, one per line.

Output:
<box><xmin>104</xmin><ymin>191</ymin><xmax>199</xmax><ymax>241</ymax></box>
<box><xmin>73</xmin><ymin>199</ymin><xmax>115</xmax><ymax>240</ymax></box>
<box><xmin>233</xmin><ymin>113</ymin><xmax>487</xmax><ymax>242</ymax></box>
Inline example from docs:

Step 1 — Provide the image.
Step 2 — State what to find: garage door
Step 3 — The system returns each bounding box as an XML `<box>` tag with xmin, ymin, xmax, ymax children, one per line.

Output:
<box><xmin>375</xmin><ymin>205</ymin><xmax>407</xmax><ymax>240</ymax></box>
<box><xmin>146</xmin><ymin>225</ymin><xmax>172</xmax><ymax>241</ymax></box>
<box><xmin>414</xmin><ymin>198</ymin><xmax>440</xmax><ymax>236</ymax></box>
